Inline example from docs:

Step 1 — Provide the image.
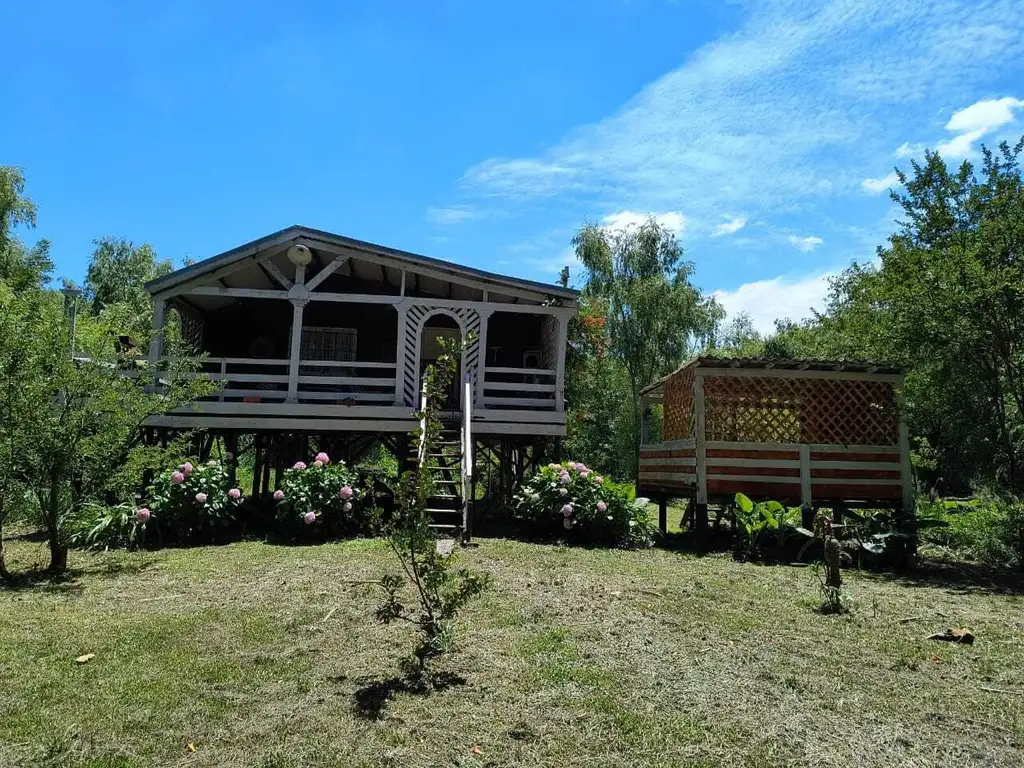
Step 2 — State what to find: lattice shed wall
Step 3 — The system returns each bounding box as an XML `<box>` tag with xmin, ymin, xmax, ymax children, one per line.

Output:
<box><xmin>663</xmin><ymin>366</ymin><xmax>695</xmax><ymax>440</ymax></box>
<box><xmin>702</xmin><ymin>375</ymin><xmax>899</xmax><ymax>445</ymax></box>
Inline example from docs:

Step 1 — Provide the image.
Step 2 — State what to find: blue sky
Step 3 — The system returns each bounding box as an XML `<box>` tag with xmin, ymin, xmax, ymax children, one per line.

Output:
<box><xmin>4</xmin><ymin>0</ymin><xmax>1024</xmax><ymax>331</ymax></box>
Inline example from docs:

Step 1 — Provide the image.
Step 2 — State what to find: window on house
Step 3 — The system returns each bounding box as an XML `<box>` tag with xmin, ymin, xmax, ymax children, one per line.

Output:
<box><xmin>299</xmin><ymin>326</ymin><xmax>358</xmax><ymax>362</ymax></box>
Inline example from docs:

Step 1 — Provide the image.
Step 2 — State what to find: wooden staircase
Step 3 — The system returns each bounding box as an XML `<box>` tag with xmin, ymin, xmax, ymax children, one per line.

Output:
<box><xmin>416</xmin><ymin>376</ymin><xmax>473</xmax><ymax>541</ymax></box>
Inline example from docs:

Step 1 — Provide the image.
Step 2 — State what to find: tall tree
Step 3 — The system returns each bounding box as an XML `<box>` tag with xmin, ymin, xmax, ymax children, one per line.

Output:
<box><xmin>0</xmin><ymin>166</ymin><xmax>53</xmax><ymax>290</ymax></box>
<box><xmin>84</xmin><ymin>237</ymin><xmax>172</xmax><ymax>340</ymax></box>
<box><xmin>572</xmin><ymin>219</ymin><xmax>722</xmax><ymax>476</ymax></box>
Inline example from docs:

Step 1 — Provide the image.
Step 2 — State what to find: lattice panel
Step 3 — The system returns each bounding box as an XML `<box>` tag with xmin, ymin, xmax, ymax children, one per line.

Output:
<box><xmin>400</xmin><ymin>304</ymin><xmax>481</xmax><ymax>407</ymax></box>
<box><xmin>701</xmin><ymin>375</ymin><xmax>899</xmax><ymax>445</ymax></box>
<box><xmin>662</xmin><ymin>365</ymin><xmax>695</xmax><ymax>440</ymax></box>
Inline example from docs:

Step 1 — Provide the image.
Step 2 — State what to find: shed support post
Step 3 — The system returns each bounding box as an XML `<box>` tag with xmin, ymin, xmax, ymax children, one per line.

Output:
<box><xmin>799</xmin><ymin>444</ymin><xmax>812</xmax><ymax>508</ymax></box>
<box><xmin>658</xmin><ymin>497</ymin><xmax>668</xmax><ymax>533</ymax></box>
<box><xmin>694</xmin><ymin>374</ymin><xmax>708</xmax><ymax>531</ymax></box>
<box><xmin>898</xmin><ymin>416</ymin><xmax>917</xmax><ymax>561</ymax></box>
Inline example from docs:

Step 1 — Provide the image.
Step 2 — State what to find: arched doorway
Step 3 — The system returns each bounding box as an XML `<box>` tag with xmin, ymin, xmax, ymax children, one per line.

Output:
<box><xmin>418</xmin><ymin>311</ymin><xmax>463</xmax><ymax>410</ymax></box>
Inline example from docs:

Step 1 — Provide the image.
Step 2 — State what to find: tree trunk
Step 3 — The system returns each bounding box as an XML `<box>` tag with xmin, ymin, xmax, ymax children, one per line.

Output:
<box><xmin>0</xmin><ymin>494</ymin><xmax>10</xmax><ymax>583</ymax></box>
<box><xmin>48</xmin><ymin>535</ymin><xmax>68</xmax><ymax>574</ymax></box>
<box><xmin>46</xmin><ymin>470</ymin><xmax>67</xmax><ymax>574</ymax></box>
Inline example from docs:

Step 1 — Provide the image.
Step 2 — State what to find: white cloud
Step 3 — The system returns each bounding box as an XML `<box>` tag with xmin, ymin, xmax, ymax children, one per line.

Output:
<box><xmin>861</xmin><ymin>171</ymin><xmax>900</xmax><ymax>194</ymax></box>
<box><xmin>712</xmin><ymin>215</ymin><xmax>747</xmax><ymax>236</ymax></box>
<box><xmin>524</xmin><ymin>247</ymin><xmax>582</xmax><ymax>281</ymax></box>
<box><xmin>426</xmin><ymin>205</ymin><xmax>479</xmax><ymax>225</ymax></box>
<box><xmin>937</xmin><ymin>96</ymin><xmax>1024</xmax><ymax>157</ymax></box>
<box><xmin>894</xmin><ymin>142</ymin><xmax>925</xmax><ymax>158</ymax></box>
<box><xmin>714</xmin><ymin>271</ymin><xmax>835</xmax><ymax>335</ymax></box>
<box><xmin>601</xmin><ymin>210</ymin><xmax>686</xmax><ymax>235</ymax></box>
<box><xmin>457</xmin><ymin>1</ymin><xmax>1024</xmax><ymax>224</ymax></box>
<box><xmin>788</xmin><ymin>235</ymin><xmax>823</xmax><ymax>252</ymax></box>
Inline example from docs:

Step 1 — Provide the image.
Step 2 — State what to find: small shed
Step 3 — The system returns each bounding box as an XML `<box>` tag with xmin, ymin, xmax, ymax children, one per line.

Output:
<box><xmin>637</xmin><ymin>357</ymin><xmax>912</xmax><ymax>530</ymax></box>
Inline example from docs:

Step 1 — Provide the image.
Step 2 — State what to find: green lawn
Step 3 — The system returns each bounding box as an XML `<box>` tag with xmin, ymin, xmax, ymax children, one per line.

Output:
<box><xmin>2</xmin><ymin>529</ymin><xmax>1022</xmax><ymax>768</ymax></box>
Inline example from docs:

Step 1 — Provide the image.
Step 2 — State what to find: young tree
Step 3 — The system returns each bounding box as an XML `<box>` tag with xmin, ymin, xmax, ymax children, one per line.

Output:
<box><xmin>84</xmin><ymin>236</ymin><xmax>173</xmax><ymax>340</ymax></box>
<box><xmin>0</xmin><ymin>166</ymin><xmax>52</xmax><ymax>291</ymax></box>
<box><xmin>572</xmin><ymin>219</ymin><xmax>722</xmax><ymax>476</ymax></box>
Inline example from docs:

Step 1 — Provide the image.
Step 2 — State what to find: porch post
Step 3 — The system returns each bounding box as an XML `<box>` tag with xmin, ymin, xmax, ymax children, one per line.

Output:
<box><xmin>287</xmin><ymin>299</ymin><xmax>306</xmax><ymax>402</ymax></box>
<box><xmin>554</xmin><ymin>312</ymin><xmax>570</xmax><ymax>412</ymax></box>
<box><xmin>394</xmin><ymin>302</ymin><xmax>409</xmax><ymax>406</ymax></box>
<box><xmin>474</xmin><ymin>308</ymin><xmax>492</xmax><ymax>409</ymax></box>
<box><xmin>148</xmin><ymin>297</ymin><xmax>166</xmax><ymax>393</ymax></box>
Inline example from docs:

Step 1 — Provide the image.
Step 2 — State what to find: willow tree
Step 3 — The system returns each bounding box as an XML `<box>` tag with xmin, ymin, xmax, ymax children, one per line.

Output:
<box><xmin>572</xmin><ymin>219</ymin><xmax>721</xmax><ymax>477</ymax></box>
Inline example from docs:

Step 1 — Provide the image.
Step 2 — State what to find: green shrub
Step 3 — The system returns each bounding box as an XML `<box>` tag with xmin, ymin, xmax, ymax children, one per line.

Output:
<box><xmin>68</xmin><ymin>502</ymin><xmax>149</xmax><ymax>550</ymax></box>
<box><xmin>732</xmin><ymin>493</ymin><xmax>811</xmax><ymax>563</ymax></box>
<box><xmin>274</xmin><ymin>452</ymin><xmax>370</xmax><ymax>537</ymax></box>
<box><xmin>146</xmin><ymin>459</ymin><xmax>244</xmax><ymax>543</ymax></box>
<box><xmin>920</xmin><ymin>497</ymin><xmax>1024</xmax><ymax>569</ymax></box>
<box><xmin>512</xmin><ymin>461</ymin><xmax>654</xmax><ymax>548</ymax></box>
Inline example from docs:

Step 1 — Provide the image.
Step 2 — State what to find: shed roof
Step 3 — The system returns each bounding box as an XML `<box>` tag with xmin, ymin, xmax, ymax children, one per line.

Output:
<box><xmin>640</xmin><ymin>356</ymin><xmax>907</xmax><ymax>395</ymax></box>
<box><xmin>145</xmin><ymin>224</ymin><xmax>579</xmax><ymax>301</ymax></box>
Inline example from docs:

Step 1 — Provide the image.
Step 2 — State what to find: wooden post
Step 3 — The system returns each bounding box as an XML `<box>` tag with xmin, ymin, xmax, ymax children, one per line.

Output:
<box><xmin>553</xmin><ymin>312</ymin><xmax>569</xmax><ymax>412</ymax></box>
<box><xmin>658</xmin><ymin>497</ymin><xmax>668</xmax><ymax>533</ymax></box>
<box><xmin>148</xmin><ymin>297</ymin><xmax>166</xmax><ymax>393</ymax></box>
<box><xmin>693</xmin><ymin>373</ymin><xmax>708</xmax><ymax>531</ymax></box>
<box><xmin>286</xmin><ymin>299</ymin><xmax>307</xmax><ymax>402</ymax></box>
<box><xmin>251</xmin><ymin>435</ymin><xmax>263</xmax><ymax>498</ymax></box>
<box><xmin>799</xmin><ymin>443</ymin><xmax>812</xmax><ymax>509</ymax></box>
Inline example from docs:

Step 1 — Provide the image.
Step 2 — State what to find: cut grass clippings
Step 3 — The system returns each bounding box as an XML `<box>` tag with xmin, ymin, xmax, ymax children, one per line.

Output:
<box><xmin>1</xmin><ymin>532</ymin><xmax>1022</xmax><ymax>767</ymax></box>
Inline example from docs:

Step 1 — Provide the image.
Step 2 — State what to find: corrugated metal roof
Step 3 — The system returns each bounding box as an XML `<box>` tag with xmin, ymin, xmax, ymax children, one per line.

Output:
<box><xmin>640</xmin><ymin>356</ymin><xmax>907</xmax><ymax>394</ymax></box>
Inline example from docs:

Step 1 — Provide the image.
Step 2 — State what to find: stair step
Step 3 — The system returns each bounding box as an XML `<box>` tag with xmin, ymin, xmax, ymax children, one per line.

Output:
<box><xmin>429</xmin><ymin>524</ymin><xmax>459</xmax><ymax>530</ymax></box>
<box><xmin>426</xmin><ymin>508</ymin><xmax>462</xmax><ymax>514</ymax></box>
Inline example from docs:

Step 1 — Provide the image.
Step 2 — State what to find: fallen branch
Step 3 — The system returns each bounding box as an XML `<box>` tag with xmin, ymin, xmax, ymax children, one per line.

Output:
<box><xmin>980</xmin><ymin>686</ymin><xmax>1024</xmax><ymax>696</ymax></box>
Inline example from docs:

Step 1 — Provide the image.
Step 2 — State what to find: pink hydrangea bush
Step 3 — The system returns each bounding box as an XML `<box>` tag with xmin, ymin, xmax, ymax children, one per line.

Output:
<box><xmin>145</xmin><ymin>458</ymin><xmax>243</xmax><ymax>543</ymax></box>
<box><xmin>512</xmin><ymin>460</ymin><xmax>654</xmax><ymax>547</ymax></box>
<box><xmin>275</xmin><ymin>453</ymin><xmax>369</xmax><ymax>536</ymax></box>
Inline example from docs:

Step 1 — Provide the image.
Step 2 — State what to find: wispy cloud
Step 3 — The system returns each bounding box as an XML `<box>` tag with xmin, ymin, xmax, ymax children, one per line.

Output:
<box><xmin>456</xmin><ymin>0</ymin><xmax>1024</xmax><ymax>228</ymax></box>
<box><xmin>712</xmin><ymin>215</ymin><xmax>747</xmax><ymax>237</ymax></box>
<box><xmin>937</xmin><ymin>96</ymin><xmax>1024</xmax><ymax>157</ymax></box>
<box><xmin>523</xmin><ymin>247</ymin><xmax>582</xmax><ymax>282</ymax></box>
<box><xmin>788</xmin><ymin>235</ymin><xmax>823</xmax><ymax>252</ymax></box>
<box><xmin>861</xmin><ymin>171</ymin><xmax>900</xmax><ymax>194</ymax></box>
<box><xmin>426</xmin><ymin>205</ymin><xmax>479</xmax><ymax>225</ymax></box>
<box><xmin>894</xmin><ymin>141</ymin><xmax>924</xmax><ymax>158</ymax></box>
<box><xmin>714</xmin><ymin>270</ymin><xmax>835</xmax><ymax>334</ymax></box>
<box><xmin>602</xmin><ymin>210</ymin><xmax>686</xmax><ymax>235</ymax></box>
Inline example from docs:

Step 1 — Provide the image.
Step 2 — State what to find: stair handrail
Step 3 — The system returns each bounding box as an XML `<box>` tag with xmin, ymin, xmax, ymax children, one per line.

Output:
<box><xmin>417</xmin><ymin>376</ymin><xmax>428</xmax><ymax>470</ymax></box>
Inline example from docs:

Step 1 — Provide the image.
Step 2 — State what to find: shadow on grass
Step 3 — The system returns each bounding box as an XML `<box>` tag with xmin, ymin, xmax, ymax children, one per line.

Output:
<box><xmin>351</xmin><ymin>670</ymin><xmax>467</xmax><ymax>720</ymax></box>
<box><xmin>858</xmin><ymin>558</ymin><xmax>1024</xmax><ymax>596</ymax></box>
<box><xmin>1</xmin><ymin>551</ymin><xmax>156</xmax><ymax>595</ymax></box>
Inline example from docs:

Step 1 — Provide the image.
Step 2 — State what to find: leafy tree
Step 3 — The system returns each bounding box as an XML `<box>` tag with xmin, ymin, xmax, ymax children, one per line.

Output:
<box><xmin>0</xmin><ymin>166</ymin><xmax>52</xmax><ymax>290</ymax></box>
<box><xmin>84</xmin><ymin>236</ymin><xmax>173</xmax><ymax>340</ymax></box>
<box><xmin>572</xmin><ymin>219</ymin><xmax>722</xmax><ymax>476</ymax></box>
<box><xmin>710</xmin><ymin>312</ymin><xmax>766</xmax><ymax>357</ymax></box>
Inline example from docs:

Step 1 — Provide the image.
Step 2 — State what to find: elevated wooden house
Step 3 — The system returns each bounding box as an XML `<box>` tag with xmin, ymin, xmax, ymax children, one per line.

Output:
<box><xmin>637</xmin><ymin>358</ymin><xmax>913</xmax><ymax>531</ymax></box>
<box><xmin>142</xmin><ymin>225</ymin><xmax>578</xmax><ymax>534</ymax></box>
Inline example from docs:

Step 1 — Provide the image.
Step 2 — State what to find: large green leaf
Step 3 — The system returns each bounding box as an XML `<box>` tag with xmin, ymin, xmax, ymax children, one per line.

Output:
<box><xmin>735</xmin><ymin>493</ymin><xmax>753</xmax><ymax>515</ymax></box>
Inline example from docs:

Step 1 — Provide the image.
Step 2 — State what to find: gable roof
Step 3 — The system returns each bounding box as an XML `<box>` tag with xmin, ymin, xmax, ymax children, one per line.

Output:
<box><xmin>640</xmin><ymin>356</ymin><xmax>907</xmax><ymax>395</ymax></box>
<box><xmin>146</xmin><ymin>224</ymin><xmax>579</xmax><ymax>301</ymax></box>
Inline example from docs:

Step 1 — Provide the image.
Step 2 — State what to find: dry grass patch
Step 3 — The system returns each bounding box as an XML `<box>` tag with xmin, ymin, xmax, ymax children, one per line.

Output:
<box><xmin>1</xmin><ymin>533</ymin><xmax>1022</xmax><ymax>767</ymax></box>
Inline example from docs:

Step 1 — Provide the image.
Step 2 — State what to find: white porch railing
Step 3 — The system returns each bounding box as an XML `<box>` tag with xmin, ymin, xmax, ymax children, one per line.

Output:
<box><xmin>480</xmin><ymin>366</ymin><xmax>557</xmax><ymax>409</ymax></box>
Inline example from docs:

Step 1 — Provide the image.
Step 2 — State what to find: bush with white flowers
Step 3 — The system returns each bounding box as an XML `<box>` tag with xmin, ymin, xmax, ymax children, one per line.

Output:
<box><xmin>512</xmin><ymin>461</ymin><xmax>654</xmax><ymax>547</ymax></box>
<box><xmin>275</xmin><ymin>452</ymin><xmax>369</xmax><ymax>535</ymax></box>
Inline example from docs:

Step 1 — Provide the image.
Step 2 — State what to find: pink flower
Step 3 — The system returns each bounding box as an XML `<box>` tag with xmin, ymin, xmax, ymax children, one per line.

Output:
<box><xmin>559</xmin><ymin>472</ymin><xmax>571</xmax><ymax>485</ymax></box>
<box><xmin>343</xmin><ymin>502</ymin><xmax>353</xmax><ymax>512</ymax></box>
<box><xmin>558</xmin><ymin>487</ymin><xmax>568</xmax><ymax>497</ymax></box>
<box><xmin>547</xmin><ymin>463</ymin><xmax>560</xmax><ymax>470</ymax></box>
<box><xmin>171</xmin><ymin>471</ymin><xmax>185</xmax><ymax>484</ymax></box>
<box><xmin>303</xmin><ymin>511</ymin><xmax>316</xmax><ymax>524</ymax></box>
<box><xmin>313</xmin><ymin>460</ymin><xmax>324</xmax><ymax>468</ymax></box>
<box><xmin>315</xmin><ymin>452</ymin><xmax>330</xmax><ymax>464</ymax></box>
<box><xmin>597</xmin><ymin>500</ymin><xmax>607</xmax><ymax>513</ymax></box>
<box><xmin>573</xmin><ymin>462</ymin><xmax>587</xmax><ymax>472</ymax></box>
<box><xmin>561</xmin><ymin>503</ymin><xmax>573</xmax><ymax>517</ymax></box>
<box><xmin>273</xmin><ymin>489</ymin><xmax>285</xmax><ymax>501</ymax></box>
<box><xmin>228</xmin><ymin>488</ymin><xmax>241</xmax><ymax>500</ymax></box>
<box><xmin>563</xmin><ymin>517</ymin><xmax>573</xmax><ymax>530</ymax></box>
<box><xmin>292</xmin><ymin>461</ymin><xmax>307</xmax><ymax>470</ymax></box>
<box><xmin>595</xmin><ymin>475</ymin><xmax>605</xmax><ymax>484</ymax></box>
<box><xmin>135</xmin><ymin>507</ymin><xmax>151</xmax><ymax>523</ymax></box>
<box><xmin>206</xmin><ymin>460</ymin><xmax>217</xmax><ymax>467</ymax></box>
<box><xmin>194</xmin><ymin>492</ymin><xmax>208</xmax><ymax>504</ymax></box>
<box><xmin>340</xmin><ymin>486</ymin><xmax>354</xmax><ymax>500</ymax></box>
<box><xmin>180</xmin><ymin>462</ymin><xmax>194</xmax><ymax>475</ymax></box>
<box><xmin>581</xmin><ymin>470</ymin><xmax>590</xmax><ymax>479</ymax></box>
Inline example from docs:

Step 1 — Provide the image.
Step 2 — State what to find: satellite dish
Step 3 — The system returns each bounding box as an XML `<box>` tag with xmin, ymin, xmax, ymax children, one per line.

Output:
<box><xmin>287</xmin><ymin>244</ymin><xmax>313</xmax><ymax>266</ymax></box>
